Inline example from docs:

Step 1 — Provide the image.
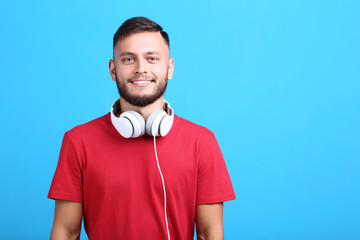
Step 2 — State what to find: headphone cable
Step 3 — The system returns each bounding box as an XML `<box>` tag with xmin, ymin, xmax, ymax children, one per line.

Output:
<box><xmin>153</xmin><ymin>136</ymin><xmax>171</xmax><ymax>240</ymax></box>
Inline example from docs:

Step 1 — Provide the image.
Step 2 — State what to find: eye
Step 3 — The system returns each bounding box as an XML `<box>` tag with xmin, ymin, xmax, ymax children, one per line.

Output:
<box><xmin>148</xmin><ymin>57</ymin><xmax>159</xmax><ymax>62</ymax></box>
<box><xmin>122</xmin><ymin>57</ymin><xmax>135</xmax><ymax>63</ymax></box>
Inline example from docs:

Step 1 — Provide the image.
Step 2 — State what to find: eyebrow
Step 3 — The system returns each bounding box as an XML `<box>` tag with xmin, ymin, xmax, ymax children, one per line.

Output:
<box><xmin>119</xmin><ymin>51</ymin><xmax>136</xmax><ymax>57</ymax></box>
<box><xmin>145</xmin><ymin>51</ymin><xmax>161</xmax><ymax>55</ymax></box>
<box><xmin>119</xmin><ymin>51</ymin><xmax>161</xmax><ymax>57</ymax></box>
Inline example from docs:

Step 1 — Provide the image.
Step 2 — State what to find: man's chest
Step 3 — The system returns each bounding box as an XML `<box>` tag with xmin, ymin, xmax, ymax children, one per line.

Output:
<box><xmin>82</xmin><ymin>137</ymin><xmax>198</xmax><ymax>200</ymax></box>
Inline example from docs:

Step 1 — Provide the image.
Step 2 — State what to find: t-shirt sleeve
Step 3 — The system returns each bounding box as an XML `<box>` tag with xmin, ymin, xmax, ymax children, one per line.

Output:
<box><xmin>196</xmin><ymin>131</ymin><xmax>236</xmax><ymax>204</ymax></box>
<box><xmin>48</xmin><ymin>131</ymin><xmax>84</xmax><ymax>203</ymax></box>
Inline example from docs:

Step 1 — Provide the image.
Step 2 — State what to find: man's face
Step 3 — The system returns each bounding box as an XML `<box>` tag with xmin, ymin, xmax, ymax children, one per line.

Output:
<box><xmin>109</xmin><ymin>32</ymin><xmax>174</xmax><ymax>107</ymax></box>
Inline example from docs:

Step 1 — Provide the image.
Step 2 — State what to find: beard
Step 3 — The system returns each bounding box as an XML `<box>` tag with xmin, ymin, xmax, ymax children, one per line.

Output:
<box><xmin>115</xmin><ymin>73</ymin><xmax>168</xmax><ymax>107</ymax></box>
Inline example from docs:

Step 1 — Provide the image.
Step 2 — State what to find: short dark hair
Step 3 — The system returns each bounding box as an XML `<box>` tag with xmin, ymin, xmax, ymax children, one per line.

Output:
<box><xmin>113</xmin><ymin>16</ymin><xmax>170</xmax><ymax>49</ymax></box>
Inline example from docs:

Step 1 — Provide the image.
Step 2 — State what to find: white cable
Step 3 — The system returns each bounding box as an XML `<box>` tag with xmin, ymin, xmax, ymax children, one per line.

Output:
<box><xmin>153</xmin><ymin>136</ymin><xmax>171</xmax><ymax>240</ymax></box>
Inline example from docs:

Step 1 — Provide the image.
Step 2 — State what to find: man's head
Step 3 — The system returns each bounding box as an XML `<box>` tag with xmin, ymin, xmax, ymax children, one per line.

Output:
<box><xmin>113</xmin><ymin>17</ymin><xmax>170</xmax><ymax>50</ymax></box>
<box><xmin>109</xmin><ymin>17</ymin><xmax>174</xmax><ymax>108</ymax></box>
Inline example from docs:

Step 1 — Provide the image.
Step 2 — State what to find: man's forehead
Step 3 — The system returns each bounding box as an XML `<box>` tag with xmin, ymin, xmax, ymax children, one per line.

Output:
<box><xmin>114</xmin><ymin>32</ymin><xmax>169</xmax><ymax>54</ymax></box>
<box><xmin>119</xmin><ymin>51</ymin><xmax>161</xmax><ymax>57</ymax></box>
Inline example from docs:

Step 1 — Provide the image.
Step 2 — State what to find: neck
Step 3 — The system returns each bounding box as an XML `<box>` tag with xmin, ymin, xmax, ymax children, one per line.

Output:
<box><xmin>118</xmin><ymin>97</ymin><xmax>164</xmax><ymax>121</ymax></box>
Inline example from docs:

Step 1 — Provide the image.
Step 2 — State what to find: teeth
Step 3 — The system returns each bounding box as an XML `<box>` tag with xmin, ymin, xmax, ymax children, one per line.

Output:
<box><xmin>133</xmin><ymin>81</ymin><xmax>151</xmax><ymax>84</ymax></box>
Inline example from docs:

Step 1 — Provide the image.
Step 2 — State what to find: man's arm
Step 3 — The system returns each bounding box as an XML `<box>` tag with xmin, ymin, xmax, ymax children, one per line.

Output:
<box><xmin>195</xmin><ymin>203</ymin><xmax>224</xmax><ymax>240</ymax></box>
<box><xmin>50</xmin><ymin>200</ymin><xmax>83</xmax><ymax>240</ymax></box>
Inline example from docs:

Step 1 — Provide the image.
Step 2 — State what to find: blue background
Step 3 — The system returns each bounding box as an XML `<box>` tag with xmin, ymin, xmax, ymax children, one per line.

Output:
<box><xmin>1</xmin><ymin>0</ymin><xmax>359</xmax><ymax>239</ymax></box>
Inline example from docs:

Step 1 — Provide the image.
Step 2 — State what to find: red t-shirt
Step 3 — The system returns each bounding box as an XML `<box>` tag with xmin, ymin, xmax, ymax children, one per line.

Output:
<box><xmin>48</xmin><ymin>114</ymin><xmax>235</xmax><ymax>239</ymax></box>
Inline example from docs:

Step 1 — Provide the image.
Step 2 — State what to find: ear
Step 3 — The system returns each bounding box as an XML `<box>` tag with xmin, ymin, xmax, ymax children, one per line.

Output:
<box><xmin>167</xmin><ymin>58</ymin><xmax>175</xmax><ymax>80</ymax></box>
<box><xmin>109</xmin><ymin>59</ymin><xmax>116</xmax><ymax>81</ymax></box>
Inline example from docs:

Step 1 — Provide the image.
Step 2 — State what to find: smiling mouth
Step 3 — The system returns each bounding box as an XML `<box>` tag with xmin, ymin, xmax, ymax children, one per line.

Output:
<box><xmin>132</xmin><ymin>80</ymin><xmax>152</xmax><ymax>84</ymax></box>
<box><xmin>130</xmin><ymin>79</ymin><xmax>154</xmax><ymax>87</ymax></box>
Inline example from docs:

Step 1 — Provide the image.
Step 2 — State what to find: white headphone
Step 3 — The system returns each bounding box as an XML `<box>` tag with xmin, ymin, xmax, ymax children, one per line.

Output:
<box><xmin>110</xmin><ymin>98</ymin><xmax>174</xmax><ymax>138</ymax></box>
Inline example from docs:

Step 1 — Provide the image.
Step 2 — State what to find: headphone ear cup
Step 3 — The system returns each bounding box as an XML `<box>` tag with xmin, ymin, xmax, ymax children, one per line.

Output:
<box><xmin>115</xmin><ymin>117</ymin><xmax>134</xmax><ymax>138</ymax></box>
<box><xmin>119</xmin><ymin>111</ymin><xmax>145</xmax><ymax>138</ymax></box>
<box><xmin>146</xmin><ymin>110</ymin><xmax>167</xmax><ymax>137</ymax></box>
<box><xmin>159</xmin><ymin>113</ymin><xmax>174</xmax><ymax>137</ymax></box>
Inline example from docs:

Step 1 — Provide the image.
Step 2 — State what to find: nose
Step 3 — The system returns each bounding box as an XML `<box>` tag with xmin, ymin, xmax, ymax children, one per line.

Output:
<box><xmin>135</xmin><ymin>58</ymin><xmax>148</xmax><ymax>74</ymax></box>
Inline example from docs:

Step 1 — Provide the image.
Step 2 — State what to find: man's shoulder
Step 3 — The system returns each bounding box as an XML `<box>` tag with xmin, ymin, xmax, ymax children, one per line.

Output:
<box><xmin>65</xmin><ymin>113</ymin><xmax>111</xmax><ymax>139</ymax></box>
<box><xmin>174</xmin><ymin>115</ymin><xmax>215</xmax><ymax>139</ymax></box>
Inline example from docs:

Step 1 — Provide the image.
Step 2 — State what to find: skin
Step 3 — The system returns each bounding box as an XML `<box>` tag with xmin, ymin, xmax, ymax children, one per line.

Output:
<box><xmin>109</xmin><ymin>31</ymin><xmax>174</xmax><ymax>121</ymax></box>
<box><xmin>50</xmin><ymin>31</ymin><xmax>224</xmax><ymax>240</ymax></box>
<box><xmin>50</xmin><ymin>200</ymin><xmax>82</xmax><ymax>240</ymax></box>
<box><xmin>196</xmin><ymin>203</ymin><xmax>224</xmax><ymax>240</ymax></box>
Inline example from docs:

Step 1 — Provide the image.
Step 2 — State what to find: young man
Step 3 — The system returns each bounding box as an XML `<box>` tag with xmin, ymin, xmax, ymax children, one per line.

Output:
<box><xmin>48</xmin><ymin>17</ymin><xmax>235</xmax><ymax>240</ymax></box>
